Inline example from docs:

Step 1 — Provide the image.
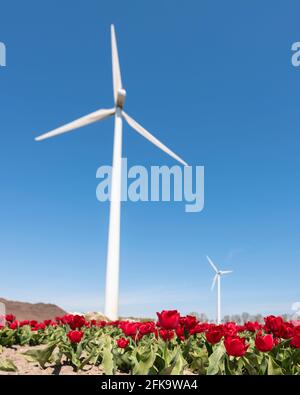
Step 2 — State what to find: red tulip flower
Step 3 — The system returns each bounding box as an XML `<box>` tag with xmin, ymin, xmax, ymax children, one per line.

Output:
<box><xmin>279</xmin><ymin>323</ymin><xmax>295</xmax><ymax>339</ymax></box>
<box><xmin>290</xmin><ymin>335</ymin><xmax>300</xmax><ymax>349</ymax></box>
<box><xmin>224</xmin><ymin>336</ymin><xmax>249</xmax><ymax>357</ymax></box>
<box><xmin>245</xmin><ymin>321</ymin><xmax>262</xmax><ymax>332</ymax></box>
<box><xmin>180</xmin><ymin>315</ymin><xmax>198</xmax><ymax>331</ymax></box>
<box><xmin>69</xmin><ymin>315</ymin><xmax>86</xmax><ymax>330</ymax></box>
<box><xmin>37</xmin><ymin>323</ymin><xmax>46</xmax><ymax>331</ymax></box>
<box><xmin>264</xmin><ymin>316</ymin><xmax>284</xmax><ymax>337</ymax></box>
<box><xmin>67</xmin><ymin>330</ymin><xmax>84</xmax><ymax>344</ymax></box>
<box><xmin>139</xmin><ymin>322</ymin><xmax>155</xmax><ymax>336</ymax></box>
<box><xmin>5</xmin><ymin>314</ymin><xmax>15</xmax><ymax>323</ymax></box>
<box><xmin>223</xmin><ymin>322</ymin><xmax>238</xmax><ymax>336</ymax></box>
<box><xmin>156</xmin><ymin>310</ymin><xmax>180</xmax><ymax>330</ymax></box>
<box><xmin>158</xmin><ymin>329</ymin><xmax>175</xmax><ymax>342</ymax></box>
<box><xmin>190</xmin><ymin>323</ymin><xmax>209</xmax><ymax>335</ymax></box>
<box><xmin>255</xmin><ymin>333</ymin><xmax>274</xmax><ymax>352</ymax></box>
<box><xmin>20</xmin><ymin>320</ymin><xmax>30</xmax><ymax>327</ymax></box>
<box><xmin>9</xmin><ymin>320</ymin><xmax>19</xmax><ymax>330</ymax></box>
<box><xmin>205</xmin><ymin>327</ymin><xmax>223</xmax><ymax>344</ymax></box>
<box><xmin>175</xmin><ymin>325</ymin><xmax>185</xmax><ymax>341</ymax></box>
<box><xmin>117</xmin><ymin>338</ymin><xmax>129</xmax><ymax>348</ymax></box>
<box><xmin>119</xmin><ymin>322</ymin><xmax>140</xmax><ymax>337</ymax></box>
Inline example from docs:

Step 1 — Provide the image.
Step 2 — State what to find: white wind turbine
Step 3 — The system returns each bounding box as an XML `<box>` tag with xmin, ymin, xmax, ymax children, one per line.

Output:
<box><xmin>206</xmin><ymin>256</ymin><xmax>233</xmax><ymax>324</ymax></box>
<box><xmin>35</xmin><ymin>25</ymin><xmax>188</xmax><ymax>320</ymax></box>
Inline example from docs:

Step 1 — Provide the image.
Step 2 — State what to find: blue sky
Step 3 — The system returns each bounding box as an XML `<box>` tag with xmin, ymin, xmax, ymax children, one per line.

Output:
<box><xmin>0</xmin><ymin>0</ymin><xmax>300</xmax><ymax>319</ymax></box>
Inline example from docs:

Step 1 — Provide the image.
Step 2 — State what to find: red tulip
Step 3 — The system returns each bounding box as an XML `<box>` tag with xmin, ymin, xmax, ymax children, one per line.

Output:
<box><xmin>119</xmin><ymin>322</ymin><xmax>140</xmax><ymax>337</ymax></box>
<box><xmin>255</xmin><ymin>333</ymin><xmax>274</xmax><ymax>352</ymax></box>
<box><xmin>175</xmin><ymin>325</ymin><xmax>185</xmax><ymax>341</ymax></box>
<box><xmin>245</xmin><ymin>321</ymin><xmax>262</xmax><ymax>332</ymax></box>
<box><xmin>67</xmin><ymin>330</ymin><xmax>84</xmax><ymax>344</ymax></box>
<box><xmin>9</xmin><ymin>320</ymin><xmax>19</xmax><ymax>330</ymax></box>
<box><xmin>97</xmin><ymin>320</ymin><xmax>107</xmax><ymax>328</ymax></box>
<box><xmin>158</xmin><ymin>329</ymin><xmax>175</xmax><ymax>342</ymax></box>
<box><xmin>20</xmin><ymin>320</ymin><xmax>30</xmax><ymax>327</ymax></box>
<box><xmin>205</xmin><ymin>327</ymin><xmax>223</xmax><ymax>344</ymax></box>
<box><xmin>5</xmin><ymin>314</ymin><xmax>15</xmax><ymax>323</ymax></box>
<box><xmin>156</xmin><ymin>310</ymin><xmax>180</xmax><ymax>330</ymax></box>
<box><xmin>117</xmin><ymin>338</ymin><xmax>129</xmax><ymax>348</ymax></box>
<box><xmin>190</xmin><ymin>323</ymin><xmax>209</xmax><ymax>334</ymax></box>
<box><xmin>224</xmin><ymin>336</ymin><xmax>249</xmax><ymax>357</ymax></box>
<box><xmin>69</xmin><ymin>315</ymin><xmax>86</xmax><ymax>330</ymax></box>
<box><xmin>223</xmin><ymin>322</ymin><xmax>238</xmax><ymax>336</ymax></box>
<box><xmin>290</xmin><ymin>335</ymin><xmax>300</xmax><ymax>349</ymax></box>
<box><xmin>279</xmin><ymin>323</ymin><xmax>295</xmax><ymax>339</ymax></box>
<box><xmin>107</xmin><ymin>320</ymin><xmax>120</xmax><ymax>327</ymax></box>
<box><xmin>139</xmin><ymin>322</ymin><xmax>155</xmax><ymax>336</ymax></box>
<box><xmin>37</xmin><ymin>323</ymin><xmax>46</xmax><ymax>330</ymax></box>
<box><xmin>180</xmin><ymin>315</ymin><xmax>198</xmax><ymax>330</ymax></box>
<box><xmin>264</xmin><ymin>316</ymin><xmax>284</xmax><ymax>337</ymax></box>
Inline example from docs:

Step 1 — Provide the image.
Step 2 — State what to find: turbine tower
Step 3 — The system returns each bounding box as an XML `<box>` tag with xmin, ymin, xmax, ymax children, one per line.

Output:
<box><xmin>35</xmin><ymin>25</ymin><xmax>188</xmax><ymax>320</ymax></box>
<box><xmin>206</xmin><ymin>256</ymin><xmax>233</xmax><ymax>324</ymax></box>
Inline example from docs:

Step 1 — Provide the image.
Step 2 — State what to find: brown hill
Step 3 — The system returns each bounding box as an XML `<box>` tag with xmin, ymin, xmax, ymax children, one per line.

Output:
<box><xmin>0</xmin><ymin>297</ymin><xmax>67</xmax><ymax>322</ymax></box>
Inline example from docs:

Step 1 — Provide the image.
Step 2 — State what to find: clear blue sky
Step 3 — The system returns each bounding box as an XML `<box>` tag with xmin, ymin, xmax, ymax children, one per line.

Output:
<box><xmin>0</xmin><ymin>0</ymin><xmax>299</xmax><ymax>319</ymax></box>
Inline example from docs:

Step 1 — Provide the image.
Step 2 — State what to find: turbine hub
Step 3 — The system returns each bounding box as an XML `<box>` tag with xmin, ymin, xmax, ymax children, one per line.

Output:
<box><xmin>116</xmin><ymin>88</ymin><xmax>126</xmax><ymax>108</ymax></box>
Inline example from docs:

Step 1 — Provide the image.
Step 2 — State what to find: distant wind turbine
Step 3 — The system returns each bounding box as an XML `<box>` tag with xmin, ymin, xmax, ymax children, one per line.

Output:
<box><xmin>206</xmin><ymin>256</ymin><xmax>233</xmax><ymax>324</ymax></box>
<box><xmin>35</xmin><ymin>25</ymin><xmax>188</xmax><ymax>320</ymax></box>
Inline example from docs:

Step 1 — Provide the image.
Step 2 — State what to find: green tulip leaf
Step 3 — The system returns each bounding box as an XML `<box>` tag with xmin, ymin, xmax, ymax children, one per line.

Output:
<box><xmin>22</xmin><ymin>343</ymin><xmax>56</xmax><ymax>369</ymax></box>
<box><xmin>207</xmin><ymin>343</ymin><xmax>225</xmax><ymax>375</ymax></box>
<box><xmin>267</xmin><ymin>356</ymin><xmax>283</xmax><ymax>375</ymax></box>
<box><xmin>101</xmin><ymin>336</ymin><xmax>115</xmax><ymax>375</ymax></box>
<box><xmin>0</xmin><ymin>359</ymin><xmax>18</xmax><ymax>372</ymax></box>
<box><xmin>133</xmin><ymin>345</ymin><xmax>156</xmax><ymax>375</ymax></box>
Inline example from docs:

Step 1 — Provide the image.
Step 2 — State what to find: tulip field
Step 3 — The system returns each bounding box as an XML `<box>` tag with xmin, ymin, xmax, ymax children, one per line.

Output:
<box><xmin>1</xmin><ymin>310</ymin><xmax>300</xmax><ymax>375</ymax></box>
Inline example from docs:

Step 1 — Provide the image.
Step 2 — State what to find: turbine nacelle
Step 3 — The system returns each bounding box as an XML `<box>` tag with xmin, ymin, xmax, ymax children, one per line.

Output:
<box><xmin>116</xmin><ymin>88</ymin><xmax>126</xmax><ymax>108</ymax></box>
<box><xmin>206</xmin><ymin>255</ymin><xmax>233</xmax><ymax>290</ymax></box>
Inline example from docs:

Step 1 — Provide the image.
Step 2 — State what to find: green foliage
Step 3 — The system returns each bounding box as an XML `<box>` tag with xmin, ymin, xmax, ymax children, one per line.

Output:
<box><xmin>101</xmin><ymin>336</ymin><xmax>115</xmax><ymax>375</ymax></box>
<box><xmin>207</xmin><ymin>343</ymin><xmax>225</xmax><ymax>375</ymax></box>
<box><xmin>0</xmin><ymin>359</ymin><xmax>18</xmax><ymax>372</ymax></box>
<box><xmin>1</xmin><ymin>316</ymin><xmax>300</xmax><ymax>375</ymax></box>
<box><xmin>22</xmin><ymin>343</ymin><xmax>57</xmax><ymax>369</ymax></box>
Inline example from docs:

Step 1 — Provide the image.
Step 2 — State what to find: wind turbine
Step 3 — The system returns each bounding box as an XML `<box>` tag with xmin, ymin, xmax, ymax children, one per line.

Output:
<box><xmin>35</xmin><ymin>25</ymin><xmax>188</xmax><ymax>320</ymax></box>
<box><xmin>206</xmin><ymin>256</ymin><xmax>233</xmax><ymax>324</ymax></box>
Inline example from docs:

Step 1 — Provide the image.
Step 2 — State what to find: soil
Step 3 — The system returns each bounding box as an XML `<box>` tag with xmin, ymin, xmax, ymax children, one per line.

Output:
<box><xmin>0</xmin><ymin>346</ymin><xmax>196</xmax><ymax>375</ymax></box>
<box><xmin>0</xmin><ymin>345</ymin><xmax>107</xmax><ymax>375</ymax></box>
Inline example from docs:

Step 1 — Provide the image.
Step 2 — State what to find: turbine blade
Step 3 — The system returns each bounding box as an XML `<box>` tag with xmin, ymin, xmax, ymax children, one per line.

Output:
<box><xmin>211</xmin><ymin>274</ymin><xmax>218</xmax><ymax>291</ymax></box>
<box><xmin>122</xmin><ymin>111</ymin><xmax>188</xmax><ymax>166</ymax></box>
<box><xmin>206</xmin><ymin>256</ymin><xmax>218</xmax><ymax>273</ymax></box>
<box><xmin>220</xmin><ymin>270</ymin><xmax>233</xmax><ymax>275</ymax></box>
<box><xmin>111</xmin><ymin>24</ymin><xmax>122</xmax><ymax>103</ymax></box>
<box><xmin>35</xmin><ymin>108</ymin><xmax>115</xmax><ymax>141</ymax></box>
